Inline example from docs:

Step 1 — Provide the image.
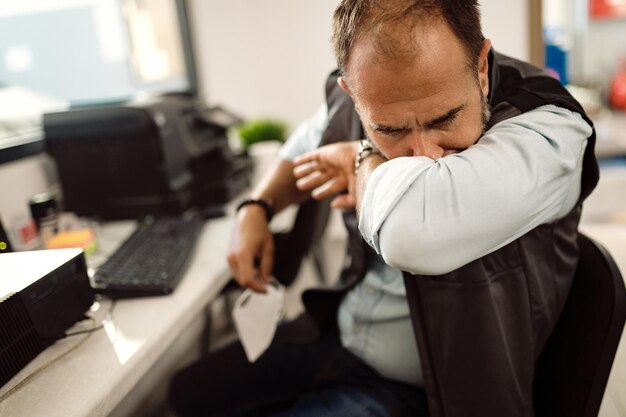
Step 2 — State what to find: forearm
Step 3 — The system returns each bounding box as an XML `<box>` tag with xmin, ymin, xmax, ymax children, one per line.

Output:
<box><xmin>359</xmin><ymin>105</ymin><xmax>591</xmax><ymax>275</ymax></box>
<box><xmin>231</xmin><ymin>158</ymin><xmax>308</xmax><ymax>292</ymax></box>
<box><xmin>355</xmin><ymin>153</ymin><xmax>387</xmax><ymax>219</ymax></box>
<box><xmin>249</xmin><ymin>158</ymin><xmax>310</xmax><ymax>213</ymax></box>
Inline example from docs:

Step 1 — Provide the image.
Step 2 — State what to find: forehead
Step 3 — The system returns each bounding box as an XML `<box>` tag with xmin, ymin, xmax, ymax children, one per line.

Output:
<box><xmin>346</xmin><ymin>18</ymin><xmax>474</xmax><ymax>116</ymax></box>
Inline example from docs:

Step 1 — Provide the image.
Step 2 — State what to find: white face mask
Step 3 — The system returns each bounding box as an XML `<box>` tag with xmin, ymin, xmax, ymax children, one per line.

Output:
<box><xmin>232</xmin><ymin>279</ymin><xmax>285</xmax><ymax>362</ymax></box>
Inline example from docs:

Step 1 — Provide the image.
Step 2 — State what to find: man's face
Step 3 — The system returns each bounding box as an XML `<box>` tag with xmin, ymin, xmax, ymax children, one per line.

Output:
<box><xmin>341</xmin><ymin>18</ymin><xmax>491</xmax><ymax>160</ymax></box>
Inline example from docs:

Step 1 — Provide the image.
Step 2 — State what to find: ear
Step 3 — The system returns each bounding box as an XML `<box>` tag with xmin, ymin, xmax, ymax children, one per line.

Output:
<box><xmin>477</xmin><ymin>39</ymin><xmax>492</xmax><ymax>97</ymax></box>
<box><xmin>338</xmin><ymin>76</ymin><xmax>353</xmax><ymax>98</ymax></box>
<box><xmin>338</xmin><ymin>76</ymin><xmax>360</xmax><ymax>113</ymax></box>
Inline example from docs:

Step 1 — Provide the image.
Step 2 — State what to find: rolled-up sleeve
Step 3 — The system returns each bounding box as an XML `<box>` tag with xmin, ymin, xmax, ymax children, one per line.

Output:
<box><xmin>358</xmin><ymin>105</ymin><xmax>592</xmax><ymax>275</ymax></box>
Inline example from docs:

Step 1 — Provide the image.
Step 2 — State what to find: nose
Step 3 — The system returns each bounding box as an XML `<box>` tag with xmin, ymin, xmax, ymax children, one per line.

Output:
<box><xmin>409</xmin><ymin>132</ymin><xmax>444</xmax><ymax>160</ymax></box>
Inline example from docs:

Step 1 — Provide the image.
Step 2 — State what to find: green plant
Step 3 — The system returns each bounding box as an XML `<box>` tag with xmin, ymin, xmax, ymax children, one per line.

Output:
<box><xmin>237</xmin><ymin>118</ymin><xmax>287</xmax><ymax>148</ymax></box>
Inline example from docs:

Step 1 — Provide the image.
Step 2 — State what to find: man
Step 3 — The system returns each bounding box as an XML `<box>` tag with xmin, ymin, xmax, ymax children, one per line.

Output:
<box><xmin>169</xmin><ymin>1</ymin><xmax>598</xmax><ymax>416</ymax></box>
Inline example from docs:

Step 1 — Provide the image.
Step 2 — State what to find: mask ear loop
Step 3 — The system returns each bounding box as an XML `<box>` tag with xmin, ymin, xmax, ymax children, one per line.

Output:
<box><xmin>234</xmin><ymin>278</ymin><xmax>285</xmax><ymax>317</ymax></box>
<box><xmin>233</xmin><ymin>289</ymin><xmax>252</xmax><ymax>309</ymax></box>
<box><xmin>269</xmin><ymin>277</ymin><xmax>281</xmax><ymax>288</ymax></box>
<box><xmin>268</xmin><ymin>278</ymin><xmax>286</xmax><ymax>322</ymax></box>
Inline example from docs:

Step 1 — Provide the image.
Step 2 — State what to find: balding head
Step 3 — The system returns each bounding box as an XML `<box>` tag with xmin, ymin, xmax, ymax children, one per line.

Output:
<box><xmin>330</xmin><ymin>1</ymin><xmax>492</xmax><ymax>161</ymax></box>
<box><xmin>332</xmin><ymin>0</ymin><xmax>484</xmax><ymax>77</ymax></box>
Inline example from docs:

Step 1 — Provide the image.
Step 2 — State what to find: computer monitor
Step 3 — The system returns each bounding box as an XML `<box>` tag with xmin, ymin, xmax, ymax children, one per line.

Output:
<box><xmin>0</xmin><ymin>0</ymin><xmax>199</xmax><ymax>107</ymax></box>
<box><xmin>0</xmin><ymin>0</ymin><xmax>201</xmax><ymax>162</ymax></box>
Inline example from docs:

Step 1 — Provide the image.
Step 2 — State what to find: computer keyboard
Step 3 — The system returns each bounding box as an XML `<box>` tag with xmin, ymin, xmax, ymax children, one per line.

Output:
<box><xmin>91</xmin><ymin>214</ymin><xmax>204</xmax><ymax>298</ymax></box>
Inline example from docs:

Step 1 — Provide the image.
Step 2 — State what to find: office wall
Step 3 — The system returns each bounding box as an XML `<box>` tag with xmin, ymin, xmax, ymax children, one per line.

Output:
<box><xmin>481</xmin><ymin>0</ymin><xmax>529</xmax><ymax>61</ymax></box>
<box><xmin>188</xmin><ymin>0</ymin><xmax>338</xmax><ymax>132</ymax></box>
<box><xmin>188</xmin><ymin>0</ymin><xmax>529</xmax><ymax>132</ymax></box>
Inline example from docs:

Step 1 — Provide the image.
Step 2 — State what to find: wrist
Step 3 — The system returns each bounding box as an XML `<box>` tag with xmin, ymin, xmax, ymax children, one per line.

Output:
<box><xmin>354</xmin><ymin>139</ymin><xmax>382</xmax><ymax>174</ymax></box>
<box><xmin>236</xmin><ymin>198</ymin><xmax>274</xmax><ymax>222</ymax></box>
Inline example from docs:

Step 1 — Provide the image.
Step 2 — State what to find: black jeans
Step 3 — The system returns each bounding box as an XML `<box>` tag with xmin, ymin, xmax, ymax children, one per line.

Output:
<box><xmin>168</xmin><ymin>322</ymin><xmax>429</xmax><ymax>417</ymax></box>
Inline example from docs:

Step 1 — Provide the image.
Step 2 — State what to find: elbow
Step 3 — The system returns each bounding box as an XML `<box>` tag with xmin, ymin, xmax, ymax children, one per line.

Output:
<box><xmin>378</xmin><ymin>224</ymin><xmax>458</xmax><ymax>276</ymax></box>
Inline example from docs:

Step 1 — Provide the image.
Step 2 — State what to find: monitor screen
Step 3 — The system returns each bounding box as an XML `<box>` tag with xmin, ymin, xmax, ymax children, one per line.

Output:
<box><xmin>0</xmin><ymin>0</ymin><xmax>198</xmax><ymax>107</ymax></box>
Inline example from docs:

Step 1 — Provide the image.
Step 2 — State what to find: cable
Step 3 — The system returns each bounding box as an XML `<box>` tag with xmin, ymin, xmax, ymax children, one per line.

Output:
<box><xmin>0</xmin><ymin>318</ymin><xmax>95</xmax><ymax>403</ymax></box>
<box><xmin>64</xmin><ymin>299</ymin><xmax>116</xmax><ymax>337</ymax></box>
<box><xmin>63</xmin><ymin>323</ymin><xmax>105</xmax><ymax>337</ymax></box>
<box><xmin>0</xmin><ymin>298</ymin><xmax>117</xmax><ymax>403</ymax></box>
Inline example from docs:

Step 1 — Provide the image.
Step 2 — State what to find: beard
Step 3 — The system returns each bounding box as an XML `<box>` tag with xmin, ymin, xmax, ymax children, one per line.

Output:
<box><xmin>480</xmin><ymin>89</ymin><xmax>491</xmax><ymax>132</ymax></box>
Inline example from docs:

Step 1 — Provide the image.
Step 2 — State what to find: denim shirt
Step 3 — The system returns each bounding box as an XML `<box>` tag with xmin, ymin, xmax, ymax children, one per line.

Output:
<box><xmin>337</xmin><ymin>254</ymin><xmax>423</xmax><ymax>386</ymax></box>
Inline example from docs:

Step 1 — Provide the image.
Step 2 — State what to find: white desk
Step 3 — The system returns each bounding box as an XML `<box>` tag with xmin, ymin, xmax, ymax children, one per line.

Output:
<box><xmin>0</xmin><ymin>213</ymin><xmax>235</xmax><ymax>417</ymax></box>
<box><xmin>0</xmin><ymin>141</ymin><xmax>291</xmax><ymax>417</ymax></box>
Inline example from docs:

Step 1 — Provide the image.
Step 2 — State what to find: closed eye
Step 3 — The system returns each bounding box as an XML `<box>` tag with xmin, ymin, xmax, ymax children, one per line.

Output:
<box><xmin>425</xmin><ymin>105</ymin><xmax>463</xmax><ymax>129</ymax></box>
<box><xmin>373</xmin><ymin>126</ymin><xmax>410</xmax><ymax>137</ymax></box>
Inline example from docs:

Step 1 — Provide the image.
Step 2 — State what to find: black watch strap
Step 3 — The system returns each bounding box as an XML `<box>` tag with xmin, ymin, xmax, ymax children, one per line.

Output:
<box><xmin>236</xmin><ymin>198</ymin><xmax>274</xmax><ymax>221</ymax></box>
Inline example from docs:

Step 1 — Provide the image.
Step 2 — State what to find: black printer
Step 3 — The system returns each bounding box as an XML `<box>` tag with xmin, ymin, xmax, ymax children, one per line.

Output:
<box><xmin>44</xmin><ymin>94</ymin><xmax>251</xmax><ymax>219</ymax></box>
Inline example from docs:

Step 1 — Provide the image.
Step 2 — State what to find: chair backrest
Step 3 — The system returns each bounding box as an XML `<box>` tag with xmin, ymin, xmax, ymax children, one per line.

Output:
<box><xmin>272</xmin><ymin>198</ymin><xmax>331</xmax><ymax>287</ymax></box>
<box><xmin>534</xmin><ymin>233</ymin><xmax>626</xmax><ymax>417</ymax></box>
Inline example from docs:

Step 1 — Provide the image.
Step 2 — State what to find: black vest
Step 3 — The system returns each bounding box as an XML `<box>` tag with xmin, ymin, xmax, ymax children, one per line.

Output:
<box><xmin>298</xmin><ymin>50</ymin><xmax>598</xmax><ymax>417</ymax></box>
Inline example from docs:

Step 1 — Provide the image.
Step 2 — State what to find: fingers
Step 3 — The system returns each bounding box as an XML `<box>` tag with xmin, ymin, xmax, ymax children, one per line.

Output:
<box><xmin>331</xmin><ymin>193</ymin><xmax>356</xmax><ymax>209</ymax></box>
<box><xmin>293</xmin><ymin>156</ymin><xmax>350</xmax><ymax>199</ymax></box>
<box><xmin>292</xmin><ymin>160</ymin><xmax>320</xmax><ymax>180</ymax></box>
<box><xmin>239</xmin><ymin>273</ymin><xmax>268</xmax><ymax>293</ymax></box>
<box><xmin>293</xmin><ymin>159</ymin><xmax>329</xmax><ymax>192</ymax></box>
<box><xmin>293</xmin><ymin>151</ymin><xmax>317</xmax><ymax>166</ymax></box>
<box><xmin>259</xmin><ymin>235</ymin><xmax>274</xmax><ymax>284</ymax></box>
<box><xmin>226</xmin><ymin>251</ymin><xmax>240</xmax><ymax>283</ymax></box>
<box><xmin>311</xmin><ymin>177</ymin><xmax>349</xmax><ymax>200</ymax></box>
<box><xmin>295</xmin><ymin>170</ymin><xmax>334</xmax><ymax>192</ymax></box>
<box><xmin>227</xmin><ymin>248</ymin><xmax>268</xmax><ymax>293</ymax></box>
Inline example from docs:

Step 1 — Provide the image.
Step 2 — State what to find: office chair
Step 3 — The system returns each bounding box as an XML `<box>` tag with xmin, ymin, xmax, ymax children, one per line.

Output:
<box><xmin>533</xmin><ymin>233</ymin><xmax>626</xmax><ymax>417</ymax></box>
<box><xmin>271</xmin><ymin>198</ymin><xmax>332</xmax><ymax>287</ymax></box>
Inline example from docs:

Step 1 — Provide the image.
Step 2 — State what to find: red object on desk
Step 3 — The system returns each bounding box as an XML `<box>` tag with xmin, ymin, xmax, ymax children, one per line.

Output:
<box><xmin>19</xmin><ymin>220</ymin><xmax>38</xmax><ymax>246</ymax></box>
<box><xmin>590</xmin><ymin>0</ymin><xmax>626</xmax><ymax>19</ymax></box>
<box><xmin>610</xmin><ymin>68</ymin><xmax>626</xmax><ymax>110</ymax></box>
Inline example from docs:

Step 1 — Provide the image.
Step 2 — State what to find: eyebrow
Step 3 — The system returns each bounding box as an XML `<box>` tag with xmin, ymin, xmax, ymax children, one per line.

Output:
<box><xmin>424</xmin><ymin>104</ymin><xmax>465</xmax><ymax>128</ymax></box>
<box><xmin>370</xmin><ymin>104</ymin><xmax>466</xmax><ymax>133</ymax></box>
<box><xmin>371</xmin><ymin>123</ymin><xmax>410</xmax><ymax>133</ymax></box>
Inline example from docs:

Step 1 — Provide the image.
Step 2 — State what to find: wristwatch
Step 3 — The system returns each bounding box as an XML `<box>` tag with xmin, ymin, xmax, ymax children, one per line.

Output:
<box><xmin>354</xmin><ymin>139</ymin><xmax>381</xmax><ymax>174</ymax></box>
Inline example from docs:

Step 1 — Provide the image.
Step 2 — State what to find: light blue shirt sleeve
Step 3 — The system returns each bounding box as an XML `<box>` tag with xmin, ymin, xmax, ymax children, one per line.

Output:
<box><xmin>358</xmin><ymin>105</ymin><xmax>592</xmax><ymax>275</ymax></box>
<box><xmin>278</xmin><ymin>104</ymin><xmax>329</xmax><ymax>160</ymax></box>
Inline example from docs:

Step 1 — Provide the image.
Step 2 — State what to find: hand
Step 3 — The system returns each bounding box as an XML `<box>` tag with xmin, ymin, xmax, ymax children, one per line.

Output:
<box><xmin>292</xmin><ymin>142</ymin><xmax>358</xmax><ymax>209</ymax></box>
<box><xmin>227</xmin><ymin>205</ymin><xmax>274</xmax><ymax>293</ymax></box>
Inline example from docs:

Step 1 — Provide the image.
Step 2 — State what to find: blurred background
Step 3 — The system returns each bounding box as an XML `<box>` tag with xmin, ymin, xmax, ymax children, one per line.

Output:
<box><xmin>0</xmin><ymin>2</ymin><xmax>625</xmax><ymax>416</ymax></box>
<box><xmin>2</xmin><ymin>0</ymin><xmax>625</xmax><ymax>225</ymax></box>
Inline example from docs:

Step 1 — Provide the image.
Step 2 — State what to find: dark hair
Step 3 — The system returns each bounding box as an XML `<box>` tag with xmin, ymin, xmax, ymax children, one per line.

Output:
<box><xmin>332</xmin><ymin>0</ymin><xmax>484</xmax><ymax>74</ymax></box>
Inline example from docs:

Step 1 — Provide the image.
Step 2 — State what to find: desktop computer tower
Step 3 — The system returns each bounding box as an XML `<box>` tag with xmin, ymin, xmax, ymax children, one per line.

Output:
<box><xmin>44</xmin><ymin>94</ymin><xmax>251</xmax><ymax>220</ymax></box>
